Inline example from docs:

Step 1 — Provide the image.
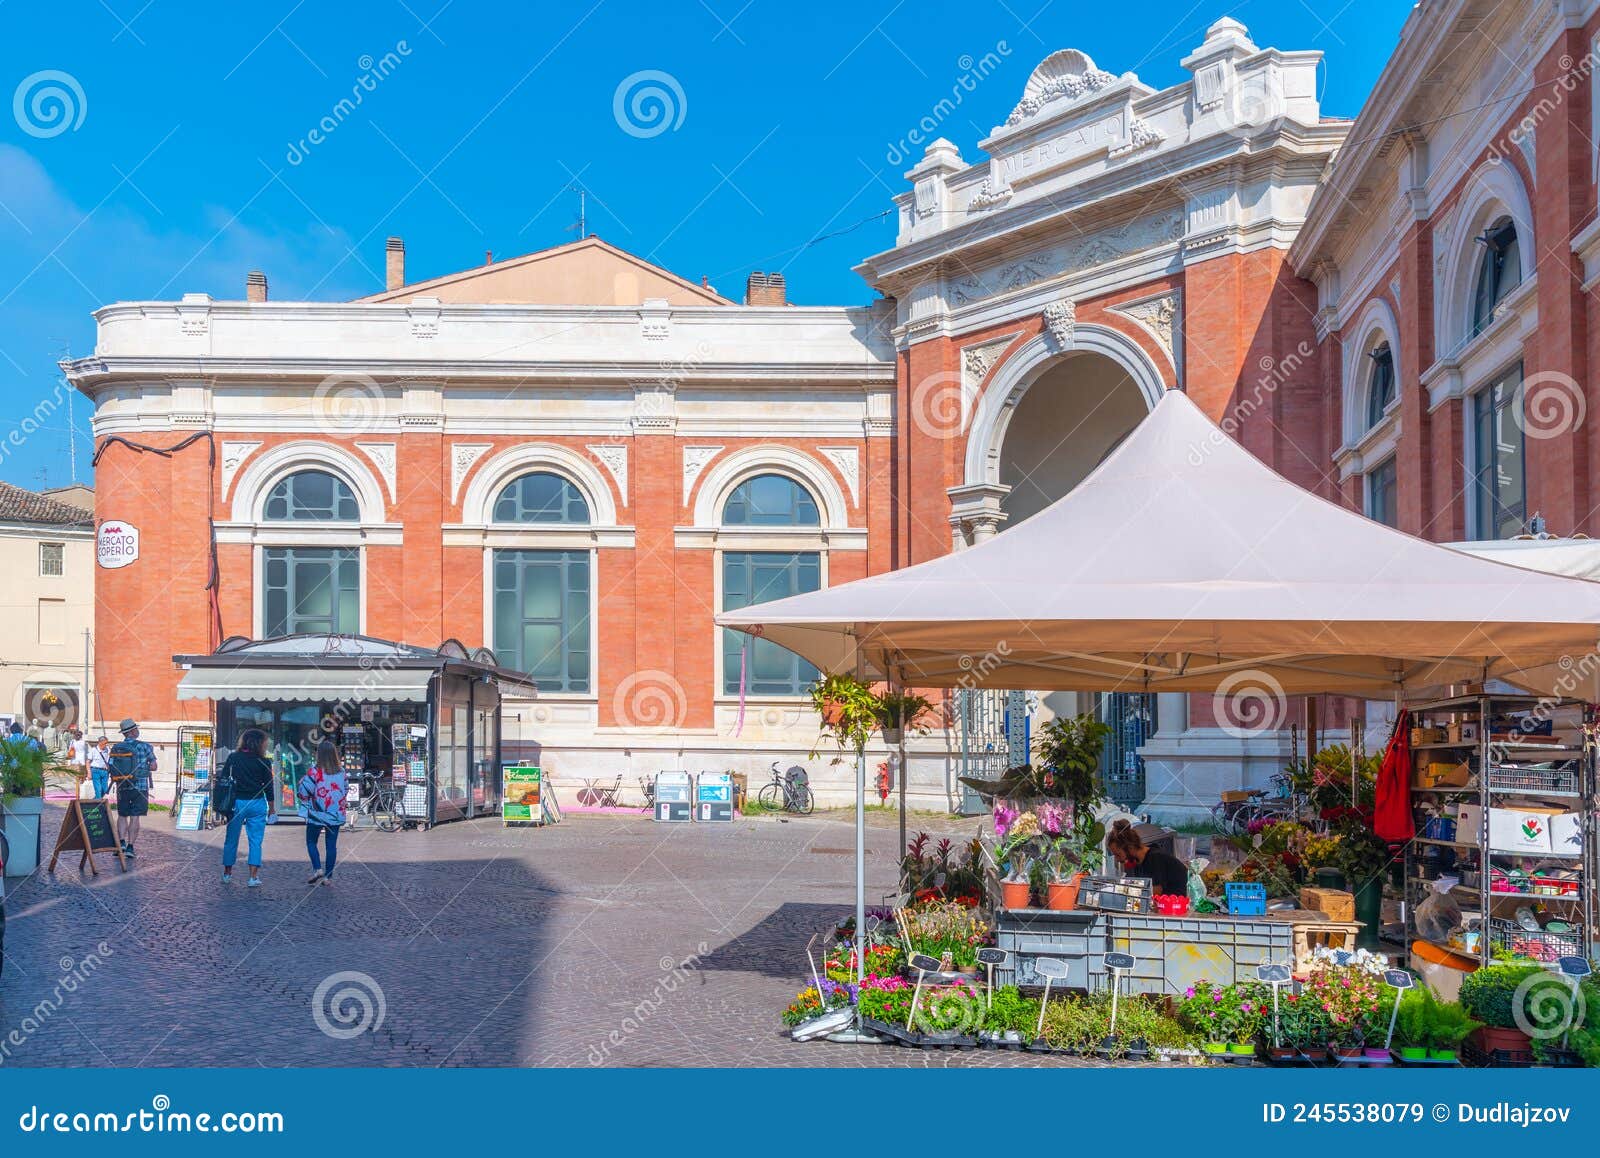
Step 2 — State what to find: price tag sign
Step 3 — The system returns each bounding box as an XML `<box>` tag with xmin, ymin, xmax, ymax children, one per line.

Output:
<box><xmin>909</xmin><ymin>953</ymin><xmax>942</xmax><ymax>974</ymax></box>
<box><xmin>1557</xmin><ymin>956</ymin><xmax>1593</xmax><ymax>978</ymax></box>
<box><xmin>1032</xmin><ymin>956</ymin><xmax>1070</xmax><ymax>980</ymax></box>
<box><xmin>1256</xmin><ymin>963</ymin><xmax>1292</xmax><ymax>984</ymax></box>
<box><xmin>1383</xmin><ymin>969</ymin><xmax>1414</xmax><ymax>990</ymax></box>
<box><xmin>1105</xmin><ymin>952</ymin><xmax>1136</xmax><ymax>971</ymax></box>
<box><xmin>975</xmin><ymin>947</ymin><xmax>1008</xmax><ymax>966</ymax></box>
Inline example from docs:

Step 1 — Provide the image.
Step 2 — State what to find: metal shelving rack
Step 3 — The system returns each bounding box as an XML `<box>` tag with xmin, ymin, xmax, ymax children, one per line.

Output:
<box><xmin>1404</xmin><ymin>694</ymin><xmax>1594</xmax><ymax>968</ymax></box>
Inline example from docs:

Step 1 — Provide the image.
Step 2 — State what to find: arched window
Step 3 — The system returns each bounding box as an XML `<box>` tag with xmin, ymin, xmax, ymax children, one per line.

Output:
<box><xmin>490</xmin><ymin>472</ymin><xmax>591</xmax><ymax>691</ymax></box>
<box><xmin>1471</xmin><ymin>217</ymin><xmax>1522</xmax><ymax>337</ymax></box>
<box><xmin>721</xmin><ymin>474</ymin><xmax>820</xmax><ymax>526</ymax></box>
<box><xmin>719</xmin><ymin>475</ymin><xmax>821</xmax><ymax>696</ymax></box>
<box><xmin>1365</xmin><ymin>343</ymin><xmax>1395</xmax><ymax>429</ymax></box>
<box><xmin>260</xmin><ymin>470</ymin><xmax>360</xmax><ymax>636</ymax></box>
<box><xmin>492</xmin><ymin>472</ymin><xmax>590</xmax><ymax>524</ymax></box>
<box><xmin>263</xmin><ymin>470</ymin><xmax>358</xmax><ymax>522</ymax></box>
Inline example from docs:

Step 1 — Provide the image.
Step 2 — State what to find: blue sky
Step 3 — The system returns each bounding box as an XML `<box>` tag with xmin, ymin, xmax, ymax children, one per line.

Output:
<box><xmin>0</xmin><ymin>0</ymin><xmax>1409</xmax><ymax>490</ymax></box>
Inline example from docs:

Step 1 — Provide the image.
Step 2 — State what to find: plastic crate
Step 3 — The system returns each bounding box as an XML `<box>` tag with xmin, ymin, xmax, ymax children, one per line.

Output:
<box><xmin>1225</xmin><ymin>882</ymin><xmax>1267</xmax><ymax>915</ymax></box>
<box><xmin>1420</xmin><ymin>815</ymin><xmax>1457</xmax><ymax>841</ymax></box>
<box><xmin>993</xmin><ymin>910</ymin><xmax>1107</xmax><ymax>991</ymax></box>
<box><xmin>1487</xmin><ymin>763</ymin><xmax>1581</xmax><ymax>794</ymax></box>
<box><xmin>1077</xmin><ymin>875</ymin><xmax>1154</xmax><ymax>914</ymax></box>
<box><xmin>1488</xmin><ymin>919</ymin><xmax>1583</xmax><ymax>962</ymax></box>
<box><xmin>1104</xmin><ymin>913</ymin><xmax>1294</xmax><ymax>996</ymax></box>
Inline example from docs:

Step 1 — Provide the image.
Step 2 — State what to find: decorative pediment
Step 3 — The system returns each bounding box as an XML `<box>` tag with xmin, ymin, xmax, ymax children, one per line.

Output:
<box><xmin>1007</xmin><ymin>50</ymin><xmax>1117</xmax><ymax>126</ymax></box>
<box><xmin>1109</xmin><ymin>291</ymin><xmax>1181</xmax><ymax>367</ymax></box>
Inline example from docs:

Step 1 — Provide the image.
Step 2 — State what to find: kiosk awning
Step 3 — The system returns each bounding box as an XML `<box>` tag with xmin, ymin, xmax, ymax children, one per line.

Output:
<box><xmin>177</xmin><ymin>665</ymin><xmax>434</xmax><ymax>703</ymax></box>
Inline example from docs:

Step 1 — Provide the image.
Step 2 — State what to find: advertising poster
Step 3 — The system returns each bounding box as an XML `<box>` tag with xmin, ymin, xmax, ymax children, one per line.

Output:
<box><xmin>502</xmin><ymin>765</ymin><xmax>541</xmax><ymax>823</ymax></box>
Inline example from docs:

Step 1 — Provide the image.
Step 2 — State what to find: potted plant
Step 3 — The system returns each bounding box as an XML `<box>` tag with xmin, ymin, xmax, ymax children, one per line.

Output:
<box><xmin>981</xmin><ymin>985</ymin><xmax>1039</xmax><ymax>1046</ymax></box>
<box><xmin>995</xmin><ymin>810</ymin><xmax>1042</xmax><ymax>908</ymax></box>
<box><xmin>1394</xmin><ymin>987</ymin><xmax>1432</xmax><ymax>1061</ymax></box>
<box><xmin>1043</xmin><ymin>808</ymin><xmax>1104</xmax><ymax>910</ymax></box>
<box><xmin>1178</xmin><ymin>982</ymin><xmax>1234</xmax><ymax>1057</ymax></box>
<box><xmin>875</xmin><ymin>690</ymin><xmax>934</xmax><ymax>747</ymax></box>
<box><xmin>1423</xmin><ymin>993</ymin><xmax>1480</xmax><ymax>1062</ymax></box>
<box><xmin>1030</xmin><ymin>713</ymin><xmax>1113</xmax><ymax>808</ymax></box>
<box><xmin>1330</xmin><ymin>816</ymin><xmax>1392</xmax><ymax>947</ymax></box>
<box><xmin>807</xmin><ymin>673</ymin><xmax>882</xmax><ymax>756</ymax></box>
<box><xmin>1459</xmin><ymin>963</ymin><xmax>1544</xmax><ymax>1057</ymax></box>
<box><xmin>1</xmin><ymin>735</ymin><xmax>51</xmax><ymax>878</ymax></box>
<box><xmin>1307</xmin><ymin>963</ymin><xmax>1384</xmax><ymax>1060</ymax></box>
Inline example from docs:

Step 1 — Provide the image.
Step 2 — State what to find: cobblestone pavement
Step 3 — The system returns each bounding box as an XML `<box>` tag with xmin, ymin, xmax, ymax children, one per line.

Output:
<box><xmin>0</xmin><ymin>804</ymin><xmax>1128</xmax><ymax>1068</ymax></box>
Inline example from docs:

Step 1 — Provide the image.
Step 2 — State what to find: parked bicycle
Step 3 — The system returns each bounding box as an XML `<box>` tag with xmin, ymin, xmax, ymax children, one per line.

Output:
<box><xmin>757</xmin><ymin>762</ymin><xmax>814</xmax><ymax>815</ymax></box>
<box><xmin>350</xmin><ymin>772</ymin><xmax>402</xmax><ymax>833</ymax></box>
<box><xmin>1209</xmin><ymin>772</ymin><xmax>1301</xmax><ymax>835</ymax></box>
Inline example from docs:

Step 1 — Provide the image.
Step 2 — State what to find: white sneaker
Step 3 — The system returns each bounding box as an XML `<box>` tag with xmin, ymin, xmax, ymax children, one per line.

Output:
<box><xmin>221</xmin><ymin>872</ymin><xmax>233</xmax><ymax>884</ymax></box>
<box><xmin>246</xmin><ymin>877</ymin><xmax>262</xmax><ymax>889</ymax></box>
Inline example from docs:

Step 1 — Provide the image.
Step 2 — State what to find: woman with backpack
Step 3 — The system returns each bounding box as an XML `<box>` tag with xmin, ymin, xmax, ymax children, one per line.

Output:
<box><xmin>297</xmin><ymin>739</ymin><xmax>347</xmax><ymax>886</ymax></box>
<box><xmin>218</xmin><ymin>728</ymin><xmax>275</xmax><ymax>887</ymax></box>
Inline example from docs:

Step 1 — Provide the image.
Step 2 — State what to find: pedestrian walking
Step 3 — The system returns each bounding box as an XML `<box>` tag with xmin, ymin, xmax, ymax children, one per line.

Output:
<box><xmin>88</xmin><ymin>736</ymin><xmax>111</xmax><ymax>799</ymax></box>
<box><xmin>297</xmin><ymin>739</ymin><xmax>347</xmax><ymax>886</ymax></box>
<box><xmin>219</xmin><ymin>728</ymin><xmax>275</xmax><ymax>887</ymax></box>
<box><xmin>108</xmin><ymin>719</ymin><xmax>156</xmax><ymax>858</ymax></box>
<box><xmin>68</xmin><ymin>728</ymin><xmax>89</xmax><ymax>796</ymax></box>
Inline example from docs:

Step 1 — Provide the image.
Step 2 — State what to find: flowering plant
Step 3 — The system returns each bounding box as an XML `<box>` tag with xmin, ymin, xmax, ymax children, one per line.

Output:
<box><xmin>1177</xmin><ymin>981</ymin><xmax>1267</xmax><ymax>1045</ymax></box>
<box><xmin>1305</xmin><ymin>963</ymin><xmax>1386</xmax><ymax>1047</ymax></box>
<box><xmin>781</xmin><ymin>978</ymin><xmax>855</xmax><ymax>1026</ymax></box>
<box><xmin>825</xmin><ymin>941</ymin><xmax>901</xmax><ymax>981</ymax></box>
<box><xmin>900</xmin><ymin>899</ymin><xmax>990</xmax><ymax>969</ymax></box>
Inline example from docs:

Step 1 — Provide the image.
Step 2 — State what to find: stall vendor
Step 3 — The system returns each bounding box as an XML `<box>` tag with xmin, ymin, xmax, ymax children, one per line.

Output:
<box><xmin>1108</xmin><ymin>819</ymin><xmax>1188</xmax><ymax>897</ymax></box>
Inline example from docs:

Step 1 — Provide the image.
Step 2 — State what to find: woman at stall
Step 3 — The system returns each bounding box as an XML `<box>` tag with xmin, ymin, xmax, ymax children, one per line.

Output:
<box><xmin>220</xmin><ymin>728</ymin><xmax>276</xmax><ymax>888</ymax></box>
<box><xmin>1107</xmin><ymin>819</ymin><xmax>1189</xmax><ymax>897</ymax></box>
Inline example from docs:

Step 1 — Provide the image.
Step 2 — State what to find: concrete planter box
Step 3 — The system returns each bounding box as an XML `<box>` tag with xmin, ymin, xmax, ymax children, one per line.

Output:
<box><xmin>2</xmin><ymin>795</ymin><xmax>44</xmax><ymax>877</ymax></box>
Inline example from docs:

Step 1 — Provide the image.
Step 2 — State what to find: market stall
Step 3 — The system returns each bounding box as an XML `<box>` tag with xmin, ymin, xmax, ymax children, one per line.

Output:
<box><xmin>722</xmin><ymin>389</ymin><xmax>1600</xmax><ymax>1063</ymax></box>
<box><xmin>173</xmin><ymin>634</ymin><xmax>538</xmax><ymax>828</ymax></box>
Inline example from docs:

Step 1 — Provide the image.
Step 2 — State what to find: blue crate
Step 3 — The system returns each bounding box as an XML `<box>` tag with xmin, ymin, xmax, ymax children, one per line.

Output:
<box><xmin>1420</xmin><ymin>815</ymin><xmax>1456</xmax><ymax>841</ymax></box>
<box><xmin>1224</xmin><ymin>882</ymin><xmax>1267</xmax><ymax>915</ymax></box>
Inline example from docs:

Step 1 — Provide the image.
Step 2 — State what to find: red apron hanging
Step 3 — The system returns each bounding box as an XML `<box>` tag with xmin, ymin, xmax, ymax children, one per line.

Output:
<box><xmin>1372</xmin><ymin>708</ymin><xmax>1415</xmax><ymax>842</ymax></box>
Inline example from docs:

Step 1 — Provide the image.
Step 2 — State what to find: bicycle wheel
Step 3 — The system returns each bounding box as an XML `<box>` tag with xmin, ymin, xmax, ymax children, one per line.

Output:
<box><xmin>793</xmin><ymin>784</ymin><xmax>815</xmax><ymax>815</ymax></box>
<box><xmin>377</xmin><ymin>797</ymin><xmax>401</xmax><ymax>833</ymax></box>
<box><xmin>757</xmin><ymin>782</ymin><xmax>783</xmax><ymax>810</ymax></box>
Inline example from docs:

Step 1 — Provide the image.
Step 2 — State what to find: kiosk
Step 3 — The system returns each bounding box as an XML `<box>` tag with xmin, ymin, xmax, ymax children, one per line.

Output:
<box><xmin>174</xmin><ymin>635</ymin><xmax>538</xmax><ymax>828</ymax></box>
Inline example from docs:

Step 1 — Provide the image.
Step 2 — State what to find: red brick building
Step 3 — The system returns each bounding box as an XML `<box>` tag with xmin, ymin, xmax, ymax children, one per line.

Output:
<box><xmin>67</xmin><ymin>8</ymin><xmax>1600</xmax><ymax>816</ymax></box>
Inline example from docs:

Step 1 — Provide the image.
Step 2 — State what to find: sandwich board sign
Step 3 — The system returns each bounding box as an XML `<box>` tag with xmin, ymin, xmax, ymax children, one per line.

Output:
<box><xmin>48</xmin><ymin>799</ymin><xmax>126</xmax><ymax>874</ymax></box>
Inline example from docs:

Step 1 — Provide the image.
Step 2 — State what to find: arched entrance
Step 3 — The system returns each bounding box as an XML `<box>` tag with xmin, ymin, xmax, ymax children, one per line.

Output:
<box><xmin>950</xmin><ymin>332</ymin><xmax>1164</xmax><ymax>811</ymax></box>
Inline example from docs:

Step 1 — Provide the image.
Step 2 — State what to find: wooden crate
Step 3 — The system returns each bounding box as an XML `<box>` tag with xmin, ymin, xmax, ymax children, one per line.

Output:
<box><xmin>1288</xmin><ymin>920</ymin><xmax>1362</xmax><ymax>974</ymax></box>
<box><xmin>1298</xmin><ymin>886</ymin><xmax>1355</xmax><ymax>923</ymax></box>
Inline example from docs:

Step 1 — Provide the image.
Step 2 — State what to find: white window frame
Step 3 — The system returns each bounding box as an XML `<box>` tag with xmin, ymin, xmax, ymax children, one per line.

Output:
<box><xmin>38</xmin><ymin>540</ymin><xmax>64</xmax><ymax>577</ymax></box>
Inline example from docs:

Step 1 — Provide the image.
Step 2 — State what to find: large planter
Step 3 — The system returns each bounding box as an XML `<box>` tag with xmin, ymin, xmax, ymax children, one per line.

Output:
<box><xmin>1352</xmin><ymin>878</ymin><xmax>1383</xmax><ymax>947</ymax></box>
<box><xmin>1000</xmin><ymin>880</ymin><xmax>1033</xmax><ymax>910</ymax></box>
<box><xmin>1046</xmin><ymin>874</ymin><xmax>1084</xmax><ymax>911</ymax></box>
<box><xmin>1473</xmin><ymin>1025</ymin><xmax>1532</xmax><ymax>1055</ymax></box>
<box><xmin>2</xmin><ymin>795</ymin><xmax>44</xmax><ymax>877</ymax></box>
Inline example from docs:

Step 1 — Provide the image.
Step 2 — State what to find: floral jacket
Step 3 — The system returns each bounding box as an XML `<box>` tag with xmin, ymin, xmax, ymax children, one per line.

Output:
<box><xmin>296</xmin><ymin>766</ymin><xmax>349</xmax><ymax>827</ymax></box>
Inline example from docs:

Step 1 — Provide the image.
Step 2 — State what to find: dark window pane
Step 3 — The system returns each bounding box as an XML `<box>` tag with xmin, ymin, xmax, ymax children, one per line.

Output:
<box><xmin>491</xmin><ymin>472</ymin><xmax>590</xmax><ymax>524</ymax></box>
<box><xmin>261</xmin><ymin>547</ymin><xmax>359</xmax><ymax>636</ymax></box>
<box><xmin>721</xmin><ymin>551</ymin><xmax>820</xmax><ymax>695</ymax></box>
<box><xmin>1472</xmin><ymin>364</ymin><xmax>1527</xmax><ymax>539</ymax></box>
<box><xmin>262</xmin><ymin>470</ymin><xmax>359</xmax><ymax>522</ymax></box>
<box><xmin>490</xmin><ymin>549</ymin><xmax>591</xmax><ymax>692</ymax></box>
<box><xmin>722</xmin><ymin>474</ymin><xmax>821</xmax><ymax>526</ymax></box>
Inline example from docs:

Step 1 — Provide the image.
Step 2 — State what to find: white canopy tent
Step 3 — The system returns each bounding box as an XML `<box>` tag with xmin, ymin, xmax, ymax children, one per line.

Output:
<box><xmin>716</xmin><ymin>390</ymin><xmax>1600</xmax><ymax>1010</ymax></box>
<box><xmin>718</xmin><ymin>389</ymin><xmax>1600</xmax><ymax>701</ymax></box>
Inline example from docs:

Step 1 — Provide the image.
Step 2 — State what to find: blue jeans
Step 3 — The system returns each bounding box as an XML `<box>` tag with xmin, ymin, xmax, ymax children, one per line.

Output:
<box><xmin>305</xmin><ymin>822</ymin><xmax>340</xmax><ymax>876</ymax></box>
<box><xmin>222</xmin><ymin>797</ymin><xmax>269</xmax><ymax>869</ymax></box>
<box><xmin>91</xmin><ymin>769</ymin><xmax>110</xmax><ymax>798</ymax></box>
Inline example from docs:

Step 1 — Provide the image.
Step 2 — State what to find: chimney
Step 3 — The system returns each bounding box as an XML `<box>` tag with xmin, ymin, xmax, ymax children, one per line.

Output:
<box><xmin>744</xmin><ymin>271</ymin><xmax>786</xmax><ymax>306</ymax></box>
<box><xmin>245</xmin><ymin>271</ymin><xmax>268</xmax><ymax>302</ymax></box>
<box><xmin>385</xmin><ymin>237</ymin><xmax>405</xmax><ymax>291</ymax></box>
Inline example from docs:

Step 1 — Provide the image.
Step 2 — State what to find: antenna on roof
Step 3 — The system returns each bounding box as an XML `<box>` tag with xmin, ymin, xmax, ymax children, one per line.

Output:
<box><xmin>564</xmin><ymin>183</ymin><xmax>587</xmax><ymax>240</ymax></box>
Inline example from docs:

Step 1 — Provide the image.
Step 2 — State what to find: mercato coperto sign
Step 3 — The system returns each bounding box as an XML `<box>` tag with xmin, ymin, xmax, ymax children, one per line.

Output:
<box><xmin>96</xmin><ymin>521</ymin><xmax>139</xmax><ymax>569</ymax></box>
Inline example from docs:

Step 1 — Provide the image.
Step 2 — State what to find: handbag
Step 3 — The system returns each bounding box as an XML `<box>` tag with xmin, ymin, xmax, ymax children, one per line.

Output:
<box><xmin>211</xmin><ymin>764</ymin><xmax>237</xmax><ymax>819</ymax></box>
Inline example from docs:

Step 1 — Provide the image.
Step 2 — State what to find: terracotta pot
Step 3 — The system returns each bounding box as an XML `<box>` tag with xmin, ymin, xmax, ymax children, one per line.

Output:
<box><xmin>821</xmin><ymin>700</ymin><xmax>846</xmax><ymax>727</ymax></box>
<box><xmin>1473</xmin><ymin>1025</ymin><xmax>1532</xmax><ymax>1055</ymax></box>
<box><xmin>1332</xmin><ymin>1044</ymin><xmax>1363</xmax><ymax>1060</ymax></box>
<box><xmin>1046</xmin><ymin>874</ymin><xmax>1083</xmax><ymax>911</ymax></box>
<box><xmin>1301</xmin><ymin>1047</ymin><xmax>1329</xmax><ymax>1063</ymax></box>
<box><xmin>1000</xmin><ymin>880</ymin><xmax>1032</xmax><ymax>909</ymax></box>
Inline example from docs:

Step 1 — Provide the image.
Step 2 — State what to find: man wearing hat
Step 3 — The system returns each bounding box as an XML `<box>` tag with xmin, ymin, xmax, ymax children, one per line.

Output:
<box><xmin>109</xmin><ymin>719</ymin><xmax>156</xmax><ymax>859</ymax></box>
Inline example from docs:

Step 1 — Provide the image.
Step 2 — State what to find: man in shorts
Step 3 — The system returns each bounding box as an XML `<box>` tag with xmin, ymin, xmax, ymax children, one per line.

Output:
<box><xmin>110</xmin><ymin>719</ymin><xmax>156</xmax><ymax>859</ymax></box>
